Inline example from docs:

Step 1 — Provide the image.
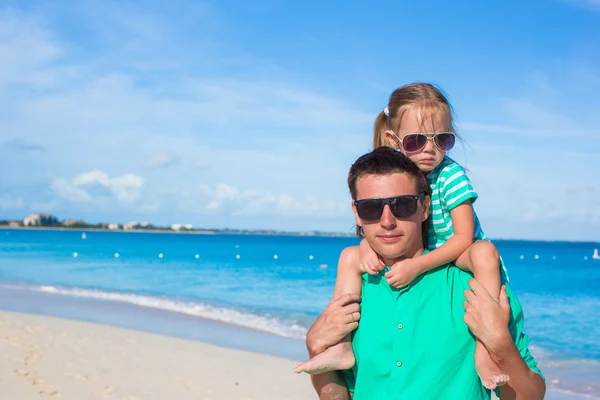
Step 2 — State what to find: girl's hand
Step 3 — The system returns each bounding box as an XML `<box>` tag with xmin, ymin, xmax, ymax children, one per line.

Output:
<box><xmin>385</xmin><ymin>258</ymin><xmax>423</xmax><ymax>288</ymax></box>
<box><xmin>358</xmin><ymin>239</ymin><xmax>386</xmax><ymax>275</ymax></box>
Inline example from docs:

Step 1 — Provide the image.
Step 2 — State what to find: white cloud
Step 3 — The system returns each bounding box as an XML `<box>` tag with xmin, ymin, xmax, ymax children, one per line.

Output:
<box><xmin>522</xmin><ymin>200</ymin><xmax>563</xmax><ymax>222</ymax></box>
<box><xmin>51</xmin><ymin>178</ymin><xmax>92</xmax><ymax>203</ymax></box>
<box><xmin>0</xmin><ymin>9</ymin><xmax>73</xmax><ymax>89</ymax></box>
<box><xmin>560</xmin><ymin>0</ymin><xmax>600</xmax><ymax>11</ymax></box>
<box><xmin>0</xmin><ymin>196</ymin><xmax>24</xmax><ymax>210</ymax></box>
<box><xmin>52</xmin><ymin>170</ymin><xmax>144</xmax><ymax>204</ymax></box>
<box><xmin>196</xmin><ymin>183</ymin><xmax>348</xmax><ymax>217</ymax></box>
<box><xmin>147</xmin><ymin>148</ymin><xmax>182</xmax><ymax>169</ymax></box>
<box><xmin>522</xmin><ymin>198</ymin><xmax>600</xmax><ymax>225</ymax></box>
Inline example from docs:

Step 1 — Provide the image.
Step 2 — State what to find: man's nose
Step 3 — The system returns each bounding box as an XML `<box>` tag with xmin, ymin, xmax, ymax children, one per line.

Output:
<box><xmin>380</xmin><ymin>205</ymin><xmax>397</xmax><ymax>228</ymax></box>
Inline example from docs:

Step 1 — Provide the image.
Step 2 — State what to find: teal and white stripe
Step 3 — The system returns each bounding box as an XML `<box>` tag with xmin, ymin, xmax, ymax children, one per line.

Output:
<box><xmin>427</xmin><ymin>157</ymin><xmax>509</xmax><ymax>281</ymax></box>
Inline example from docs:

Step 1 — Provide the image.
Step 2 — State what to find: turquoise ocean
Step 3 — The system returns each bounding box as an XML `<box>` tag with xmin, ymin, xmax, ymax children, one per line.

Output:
<box><xmin>1</xmin><ymin>228</ymin><xmax>599</xmax><ymax>399</ymax></box>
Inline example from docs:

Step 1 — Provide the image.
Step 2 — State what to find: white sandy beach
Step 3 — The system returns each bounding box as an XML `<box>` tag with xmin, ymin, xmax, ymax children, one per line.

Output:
<box><xmin>0</xmin><ymin>311</ymin><xmax>315</xmax><ymax>400</ymax></box>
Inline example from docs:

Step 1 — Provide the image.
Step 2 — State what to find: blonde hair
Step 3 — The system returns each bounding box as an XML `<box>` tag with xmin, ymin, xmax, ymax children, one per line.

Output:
<box><xmin>373</xmin><ymin>83</ymin><xmax>458</xmax><ymax>149</ymax></box>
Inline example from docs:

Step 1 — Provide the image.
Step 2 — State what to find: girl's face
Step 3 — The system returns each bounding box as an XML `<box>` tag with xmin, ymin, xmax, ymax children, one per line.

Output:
<box><xmin>386</xmin><ymin>107</ymin><xmax>451</xmax><ymax>173</ymax></box>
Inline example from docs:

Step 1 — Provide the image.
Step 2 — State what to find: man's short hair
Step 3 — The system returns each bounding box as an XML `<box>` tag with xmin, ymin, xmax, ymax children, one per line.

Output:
<box><xmin>347</xmin><ymin>146</ymin><xmax>431</xmax><ymax>241</ymax></box>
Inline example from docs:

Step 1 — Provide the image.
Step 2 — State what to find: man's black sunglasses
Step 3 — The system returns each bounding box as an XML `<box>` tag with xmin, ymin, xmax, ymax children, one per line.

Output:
<box><xmin>354</xmin><ymin>193</ymin><xmax>425</xmax><ymax>222</ymax></box>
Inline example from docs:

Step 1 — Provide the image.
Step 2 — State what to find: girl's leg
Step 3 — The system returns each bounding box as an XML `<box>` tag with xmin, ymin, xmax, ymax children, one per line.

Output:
<box><xmin>294</xmin><ymin>252</ymin><xmax>363</xmax><ymax>375</ymax></box>
<box><xmin>455</xmin><ymin>240</ymin><xmax>509</xmax><ymax>390</ymax></box>
<box><xmin>455</xmin><ymin>240</ymin><xmax>501</xmax><ymax>299</ymax></box>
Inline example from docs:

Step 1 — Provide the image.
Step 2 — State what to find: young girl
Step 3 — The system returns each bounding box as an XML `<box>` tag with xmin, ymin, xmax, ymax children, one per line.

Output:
<box><xmin>295</xmin><ymin>83</ymin><xmax>510</xmax><ymax>390</ymax></box>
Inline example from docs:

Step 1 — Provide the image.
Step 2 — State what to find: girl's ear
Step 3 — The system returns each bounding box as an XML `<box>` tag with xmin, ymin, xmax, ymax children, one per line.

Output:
<box><xmin>385</xmin><ymin>131</ymin><xmax>401</xmax><ymax>150</ymax></box>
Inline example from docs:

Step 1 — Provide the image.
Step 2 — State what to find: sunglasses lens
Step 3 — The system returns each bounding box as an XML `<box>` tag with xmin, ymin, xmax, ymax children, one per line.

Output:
<box><xmin>356</xmin><ymin>200</ymin><xmax>384</xmax><ymax>222</ymax></box>
<box><xmin>391</xmin><ymin>196</ymin><xmax>418</xmax><ymax>218</ymax></box>
<box><xmin>402</xmin><ymin>134</ymin><xmax>427</xmax><ymax>152</ymax></box>
<box><xmin>435</xmin><ymin>133</ymin><xmax>455</xmax><ymax>151</ymax></box>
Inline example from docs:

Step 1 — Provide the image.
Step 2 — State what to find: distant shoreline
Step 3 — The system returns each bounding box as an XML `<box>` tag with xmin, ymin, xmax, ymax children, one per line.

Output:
<box><xmin>0</xmin><ymin>225</ymin><xmax>356</xmax><ymax>238</ymax></box>
<box><xmin>2</xmin><ymin>226</ymin><xmax>599</xmax><ymax>244</ymax></box>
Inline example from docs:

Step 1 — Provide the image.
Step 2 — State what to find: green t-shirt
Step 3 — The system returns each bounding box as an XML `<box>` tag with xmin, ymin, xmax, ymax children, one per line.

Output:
<box><xmin>342</xmin><ymin>254</ymin><xmax>542</xmax><ymax>400</ymax></box>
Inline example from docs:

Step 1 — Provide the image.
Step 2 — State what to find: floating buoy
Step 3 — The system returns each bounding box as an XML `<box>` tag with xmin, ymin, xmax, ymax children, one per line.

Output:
<box><xmin>534</xmin><ymin>255</ymin><xmax>539</xmax><ymax>260</ymax></box>
<box><xmin>584</xmin><ymin>256</ymin><xmax>589</xmax><ymax>260</ymax></box>
<box><xmin>235</xmin><ymin>254</ymin><xmax>240</xmax><ymax>259</ymax></box>
<box><xmin>552</xmin><ymin>256</ymin><xmax>556</xmax><ymax>260</ymax></box>
<box><xmin>319</xmin><ymin>264</ymin><xmax>328</xmax><ymax>269</ymax></box>
<box><xmin>273</xmin><ymin>254</ymin><xmax>278</xmax><ymax>260</ymax></box>
<box><xmin>73</xmin><ymin>252</ymin><xmax>78</xmax><ymax>258</ymax></box>
<box><xmin>158</xmin><ymin>253</ymin><xmax>164</xmax><ymax>259</ymax></box>
<box><xmin>235</xmin><ymin>245</ymin><xmax>239</xmax><ymax>249</ymax></box>
<box><xmin>114</xmin><ymin>252</ymin><xmax>120</xmax><ymax>258</ymax></box>
<box><xmin>195</xmin><ymin>254</ymin><xmax>200</xmax><ymax>259</ymax></box>
<box><xmin>520</xmin><ymin>255</ymin><xmax>524</xmax><ymax>260</ymax></box>
<box><xmin>81</xmin><ymin>233</ymin><xmax>86</xmax><ymax>239</ymax></box>
<box><xmin>309</xmin><ymin>255</ymin><xmax>314</xmax><ymax>260</ymax></box>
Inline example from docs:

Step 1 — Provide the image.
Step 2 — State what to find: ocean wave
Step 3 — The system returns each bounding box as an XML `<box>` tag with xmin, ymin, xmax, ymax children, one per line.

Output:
<box><xmin>32</xmin><ymin>285</ymin><xmax>308</xmax><ymax>340</ymax></box>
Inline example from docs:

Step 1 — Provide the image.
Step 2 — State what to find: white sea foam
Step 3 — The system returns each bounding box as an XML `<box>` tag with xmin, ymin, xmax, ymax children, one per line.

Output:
<box><xmin>34</xmin><ymin>285</ymin><xmax>308</xmax><ymax>340</ymax></box>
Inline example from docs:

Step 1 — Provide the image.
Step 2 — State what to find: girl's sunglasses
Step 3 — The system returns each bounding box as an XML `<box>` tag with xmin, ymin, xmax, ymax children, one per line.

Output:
<box><xmin>393</xmin><ymin>132</ymin><xmax>455</xmax><ymax>153</ymax></box>
<box><xmin>354</xmin><ymin>193</ymin><xmax>425</xmax><ymax>222</ymax></box>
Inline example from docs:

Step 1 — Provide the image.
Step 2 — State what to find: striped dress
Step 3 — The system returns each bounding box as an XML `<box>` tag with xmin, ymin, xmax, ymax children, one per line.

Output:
<box><xmin>427</xmin><ymin>156</ymin><xmax>509</xmax><ymax>281</ymax></box>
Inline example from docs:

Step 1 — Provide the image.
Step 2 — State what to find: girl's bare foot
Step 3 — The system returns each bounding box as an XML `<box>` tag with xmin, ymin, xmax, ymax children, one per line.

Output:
<box><xmin>475</xmin><ymin>340</ymin><xmax>510</xmax><ymax>390</ymax></box>
<box><xmin>294</xmin><ymin>341</ymin><xmax>355</xmax><ymax>375</ymax></box>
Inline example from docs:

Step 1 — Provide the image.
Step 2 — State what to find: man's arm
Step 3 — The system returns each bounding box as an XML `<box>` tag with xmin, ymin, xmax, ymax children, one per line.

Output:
<box><xmin>310</xmin><ymin>371</ymin><xmax>352</xmax><ymax>399</ymax></box>
<box><xmin>305</xmin><ymin>293</ymin><xmax>359</xmax><ymax>399</ymax></box>
<box><xmin>307</xmin><ymin>352</ymin><xmax>352</xmax><ymax>400</ymax></box>
<box><xmin>305</xmin><ymin>247</ymin><xmax>363</xmax><ymax>399</ymax></box>
<box><xmin>306</xmin><ymin>316</ymin><xmax>353</xmax><ymax>400</ymax></box>
<box><xmin>463</xmin><ymin>281</ymin><xmax>546</xmax><ymax>400</ymax></box>
<box><xmin>488</xmin><ymin>335</ymin><xmax>545</xmax><ymax>400</ymax></box>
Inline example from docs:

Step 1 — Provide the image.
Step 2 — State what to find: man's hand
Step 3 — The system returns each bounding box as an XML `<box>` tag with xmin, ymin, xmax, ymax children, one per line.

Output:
<box><xmin>384</xmin><ymin>258</ymin><xmax>422</xmax><ymax>288</ymax></box>
<box><xmin>306</xmin><ymin>293</ymin><xmax>361</xmax><ymax>357</ymax></box>
<box><xmin>463</xmin><ymin>279</ymin><xmax>512</xmax><ymax>350</ymax></box>
<box><xmin>358</xmin><ymin>239</ymin><xmax>386</xmax><ymax>275</ymax></box>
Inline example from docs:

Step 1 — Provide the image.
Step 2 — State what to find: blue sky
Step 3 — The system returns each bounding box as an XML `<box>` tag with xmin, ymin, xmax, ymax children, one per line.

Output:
<box><xmin>1</xmin><ymin>0</ymin><xmax>599</xmax><ymax>241</ymax></box>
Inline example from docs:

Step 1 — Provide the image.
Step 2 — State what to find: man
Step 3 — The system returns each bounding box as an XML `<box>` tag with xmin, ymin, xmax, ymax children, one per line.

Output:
<box><xmin>306</xmin><ymin>147</ymin><xmax>545</xmax><ymax>399</ymax></box>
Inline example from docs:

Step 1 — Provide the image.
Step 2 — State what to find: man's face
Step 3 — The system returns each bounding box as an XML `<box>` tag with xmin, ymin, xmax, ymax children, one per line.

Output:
<box><xmin>352</xmin><ymin>172</ymin><xmax>429</xmax><ymax>261</ymax></box>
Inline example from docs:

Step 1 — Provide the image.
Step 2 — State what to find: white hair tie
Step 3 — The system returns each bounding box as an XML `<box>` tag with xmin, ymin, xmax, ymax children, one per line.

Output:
<box><xmin>383</xmin><ymin>106</ymin><xmax>389</xmax><ymax>117</ymax></box>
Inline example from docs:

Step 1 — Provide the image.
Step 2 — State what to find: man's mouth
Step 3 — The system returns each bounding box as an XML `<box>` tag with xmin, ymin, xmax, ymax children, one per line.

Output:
<box><xmin>377</xmin><ymin>234</ymin><xmax>402</xmax><ymax>243</ymax></box>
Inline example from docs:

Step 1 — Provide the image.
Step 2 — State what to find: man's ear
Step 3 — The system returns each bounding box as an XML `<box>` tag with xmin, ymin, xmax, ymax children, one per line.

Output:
<box><xmin>385</xmin><ymin>130</ymin><xmax>401</xmax><ymax>150</ymax></box>
<box><xmin>352</xmin><ymin>201</ymin><xmax>362</xmax><ymax>227</ymax></box>
<box><xmin>421</xmin><ymin>195</ymin><xmax>431</xmax><ymax>222</ymax></box>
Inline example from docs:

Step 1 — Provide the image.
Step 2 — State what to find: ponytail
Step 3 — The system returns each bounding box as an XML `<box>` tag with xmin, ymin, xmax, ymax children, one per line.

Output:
<box><xmin>373</xmin><ymin>111</ymin><xmax>388</xmax><ymax>149</ymax></box>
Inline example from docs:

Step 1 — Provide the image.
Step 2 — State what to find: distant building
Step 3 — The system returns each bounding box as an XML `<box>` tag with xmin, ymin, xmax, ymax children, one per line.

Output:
<box><xmin>8</xmin><ymin>221</ymin><xmax>20</xmax><ymax>227</ymax></box>
<box><xmin>23</xmin><ymin>213</ymin><xmax>59</xmax><ymax>226</ymax></box>
<box><xmin>107</xmin><ymin>223</ymin><xmax>121</xmax><ymax>230</ymax></box>
<box><xmin>123</xmin><ymin>222</ymin><xmax>141</xmax><ymax>230</ymax></box>
<box><xmin>171</xmin><ymin>223</ymin><xmax>193</xmax><ymax>231</ymax></box>
<box><xmin>62</xmin><ymin>219</ymin><xmax>84</xmax><ymax>227</ymax></box>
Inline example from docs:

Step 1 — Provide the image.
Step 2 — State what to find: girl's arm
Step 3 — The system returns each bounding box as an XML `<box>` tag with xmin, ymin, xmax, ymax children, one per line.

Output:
<box><xmin>385</xmin><ymin>200</ymin><xmax>474</xmax><ymax>288</ymax></box>
<box><xmin>411</xmin><ymin>200</ymin><xmax>475</xmax><ymax>271</ymax></box>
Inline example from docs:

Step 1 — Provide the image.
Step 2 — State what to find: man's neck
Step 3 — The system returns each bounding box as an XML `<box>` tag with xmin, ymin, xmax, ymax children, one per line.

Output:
<box><xmin>381</xmin><ymin>247</ymin><xmax>425</xmax><ymax>267</ymax></box>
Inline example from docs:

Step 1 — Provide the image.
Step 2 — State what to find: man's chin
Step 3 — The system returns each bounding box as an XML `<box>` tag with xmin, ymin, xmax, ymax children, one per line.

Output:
<box><xmin>372</xmin><ymin>245</ymin><xmax>407</xmax><ymax>261</ymax></box>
